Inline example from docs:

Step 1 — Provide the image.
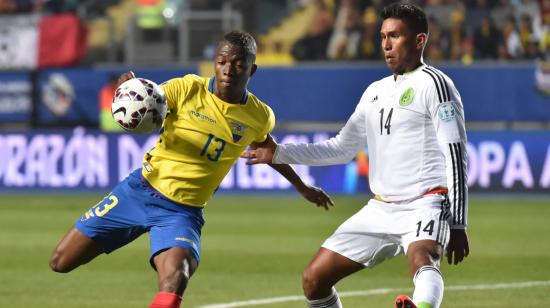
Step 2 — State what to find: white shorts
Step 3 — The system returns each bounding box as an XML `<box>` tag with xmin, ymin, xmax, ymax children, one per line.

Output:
<box><xmin>322</xmin><ymin>194</ymin><xmax>450</xmax><ymax>268</ymax></box>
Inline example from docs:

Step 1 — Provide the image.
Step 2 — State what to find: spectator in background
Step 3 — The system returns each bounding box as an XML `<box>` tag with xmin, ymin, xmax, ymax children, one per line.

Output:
<box><xmin>98</xmin><ymin>74</ymin><xmax>122</xmax><ymax>132</ymax></box>
<box><xmin>515</xmin><ymin>0</ymin><xmax>542</xmax><ymax>39</ymax></box>
<box><xmin>524</xmin><ymin>35</ymin><xmax>544</xmax><ymax>58</ymax></box>
<box><xmin>461</xmin><ymin>37</ymin><xmax>475</xmax><ymax>64</ymax></box>
<box><xmin>359</xmin><ymin>7</ymin><xmax>381</xmax><ymax>59</ymax></box>
<box><xmin>491</xmin><ymin>0</ymin><xmax>514</xmax><ymax>29</ymax></box>
<box><xmin>497</xmin><ymin>42</ymin><xmax>509</xmax><ymax>60</ymax></box>
<box><xmin>473</xmin><ymin>15</ymin><xmax>502</xmax><ymax>59</ymax></box>
<box><xmin>256</xmin><ymin>40</ymin><xmax>295</xmax><ymax>66</ymax></box>
<box><xmin>425</xmin><ymin>16</ymin><xmax>449</xmax><ymax>61</ymax></box>
<box><xmin>364</xmin><ymin>0</ymin><xmax>385</xmax><ymax>13</ymax></box>
<box><xmin>327</xmin><ymin>0</ymin><xmax>363</xmax><ymax>60</ymax></box>
<box><xmin>424</xmin><ymin>0</ymin><xmax>465</xmax><ymax>31</ymax></box>
<box><xmin>540</xmin><ymin>0</ymin><xmax>550</xmax><ymax>59</ymax></box>
<box><xmin>291</xmin><ymin>0</ymin><xmax>334</xmax><ymax>60</ymax></box>
<box><xmin>136</xmin><ymin>0</ymin><xmax>166</xmax><ymax>42</ymax></box>
<box><xmin>465</xmin><ymin>0</ymin><xmax>491</xmax><ymax>33</ymax></box>
<box><xmin>502</xmin><ymin>16</ymin><xmax>524</xmax><ymax>58</ymax></box>
<box><xmin>519</xmin><ymin>14</ymin><xmax>539</xmax><ymax>57</ymax></box>
<box><xmin>448</xmin><ymin>9</ymin><xmax>468</xmax><ymax>61</ymax></box>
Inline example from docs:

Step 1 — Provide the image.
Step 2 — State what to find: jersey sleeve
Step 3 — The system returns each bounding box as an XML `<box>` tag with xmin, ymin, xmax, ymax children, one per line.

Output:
<box><xmin>254</xmin><ymin>104</ymin><xmax>275</xmax><ymax>143</ymax></box>
<box><xmin>160</xmin><ymin>77</ymin><xmax>188</xmax><ymax>112</ymax></box>
<box><xmin>273</xmin><ymin>96</ymin><xmax>368</xmax><ymax>166</ymax></box>
<box><xmin>424</xmin><ymin>73</ymin><xmax>468</xmax><ymax>229</ymax></box>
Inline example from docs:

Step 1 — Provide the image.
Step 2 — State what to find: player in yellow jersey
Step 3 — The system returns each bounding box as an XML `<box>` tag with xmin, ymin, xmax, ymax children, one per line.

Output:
<box><xmin>49</xmin><ymin>31</ymin><xmax>333</xmax><ymax>308</ymax></box>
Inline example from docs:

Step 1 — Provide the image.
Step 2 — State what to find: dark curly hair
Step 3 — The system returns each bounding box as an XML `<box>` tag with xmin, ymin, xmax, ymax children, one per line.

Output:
<box><xmin>222</xmin><ymin>31</ymin><xmax>257</xmax><ymax>60</ymax></box>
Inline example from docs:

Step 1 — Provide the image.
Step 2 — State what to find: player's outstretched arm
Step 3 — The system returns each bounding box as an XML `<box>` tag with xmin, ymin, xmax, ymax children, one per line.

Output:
<box><xmin>241</xmin><ymin>134</ymin><xmax>276</xmax><ymax>165</ymax></box>
<box><xmin>247</xmin><ymin>135</ymin><xmax>334</xmax><ymax>210</ymax></box>
<box><xmin>446</xmin><ymin>228</ymin><xmax>469</xmax><ymax>265</ymax></box>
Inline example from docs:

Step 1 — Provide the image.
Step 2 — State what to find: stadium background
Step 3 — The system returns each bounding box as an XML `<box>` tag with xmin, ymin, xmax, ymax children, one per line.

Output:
<box><xmin>0</xmin><ymin>0</ymin><xmax>549</xmax><ymax>307</ymax></box>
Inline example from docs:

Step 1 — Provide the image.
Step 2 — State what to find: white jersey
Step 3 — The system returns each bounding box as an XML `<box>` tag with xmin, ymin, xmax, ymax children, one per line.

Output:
<box><xmin>274</xmin><ymin>64</ymin><xmax>468</xmax><ymax>229</ymax></box>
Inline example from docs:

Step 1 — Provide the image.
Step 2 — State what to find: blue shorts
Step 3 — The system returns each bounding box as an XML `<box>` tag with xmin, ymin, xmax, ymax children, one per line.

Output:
<box><xmin>75</xmin><ymin>168</ymin><xmax>205</xmax><ymax>269</ymax></box>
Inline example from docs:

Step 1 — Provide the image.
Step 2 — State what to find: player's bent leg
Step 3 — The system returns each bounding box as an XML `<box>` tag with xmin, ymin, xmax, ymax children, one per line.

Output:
<box><xmin>406</xmin><ymin>239</ymin><xmax>443</xmax><ymax>276</ymax></box>
<box><xmin>150</xmin><ymin>246</ymin><xmax>198</xmax><ymax>308</ymax></box>
<box><xmin>302</xmin><ymin>247</ymin><xmax>363</xmax><ymax>307</ymax></box>
<box><xmin>49</xmin><ymin>227</ymin><xmax>104</xmax><ymax>273</ymax></box>
<box><xmin>406</xmin><ymin>240</ymin><xmax>444</xmax><ymax>308</ymax></box>
<box><xmin>147</xmin><ymin>195</ymin><xmax>204</xmax><ymax>308</ymax></box>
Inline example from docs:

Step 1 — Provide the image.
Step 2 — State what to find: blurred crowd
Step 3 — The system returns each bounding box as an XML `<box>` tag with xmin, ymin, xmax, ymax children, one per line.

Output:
<box><xmin>292</xmin><ymin>0</ymin><xmax>550</xmax><ymax>63</ymax></box>
<box><xmin>0</xmin><ymin>0</ymin><xmax>120</xmax><ymax>17</ymax></box>
<box><xmin>0</xmin><ymin>0</ymin><xmax>79</xmax><ymax>14</ymax></box>
<box><xmin>2</xmin><ymin>0</ymin><xmax>549</xmax><ymax>64</ymax></box>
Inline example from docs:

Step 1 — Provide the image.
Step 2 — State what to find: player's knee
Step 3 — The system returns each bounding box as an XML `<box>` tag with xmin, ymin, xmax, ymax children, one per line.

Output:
<box><xmin>408</xmin><ymin>250</ymin><xmax>441</xmax><ymax>276</ymax></box>
<box><xmin>410</xmin><ymin>254</ymin><xmax>429</xmax><ymax>268</ymax></box>
<box><xmin>49</xmin><ymin>249</ymin><xmax>72</xmax><ymax>273</ymax></box>
<box><xmin>302</xmin><ymin>267</ymin><xmax>325</xmax><ymax>299</ymax></box>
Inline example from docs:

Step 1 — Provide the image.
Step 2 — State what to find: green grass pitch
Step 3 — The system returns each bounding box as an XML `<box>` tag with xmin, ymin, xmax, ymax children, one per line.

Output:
<box><xmin>0</xmin><ymin>194</ymin><xmax>549</xmax><ymax>307</ymax></box>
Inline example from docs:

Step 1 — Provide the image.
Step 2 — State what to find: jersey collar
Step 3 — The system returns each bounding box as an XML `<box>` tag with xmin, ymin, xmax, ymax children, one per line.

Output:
<box><xmin>395</xmin><ymin>63</ymin><xmax>427</xmax><ymax>82</ymax></box>
<box><xmin>404</xmin><ymin>63</ymin><xmax>426</xmax><ymax>75</ymax></box>
<box><xmin>208</xmin><ymin>76</ymin><xmax>249</xmax><ymax>104</ymax></box>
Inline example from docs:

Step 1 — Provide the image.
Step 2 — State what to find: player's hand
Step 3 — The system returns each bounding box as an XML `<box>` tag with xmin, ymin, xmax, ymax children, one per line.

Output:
<box><xmin>446</xmin><ymin>228</ymin><xmax>469</xmax><ymax>265</ymax></box>
<box><xmin>116</xmin><ymin>71</ymin><xmax>136</xmax><ymax>88</ymax></box>
<box><xmin>241</xmin><ymin>135</ymin><xmax>277</xmax><ymax>165</ymax></box>
<box><xmin>297</xmin><ymin>185</ymin><xmax>334</xmax><ymax>210</ymax></box>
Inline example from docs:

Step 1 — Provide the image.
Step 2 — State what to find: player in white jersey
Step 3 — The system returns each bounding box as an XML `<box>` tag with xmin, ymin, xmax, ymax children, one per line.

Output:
<box><xmin>241</xmin><ymin>3</ymin><xmax>469</xmax><ymax>308</ymax></box>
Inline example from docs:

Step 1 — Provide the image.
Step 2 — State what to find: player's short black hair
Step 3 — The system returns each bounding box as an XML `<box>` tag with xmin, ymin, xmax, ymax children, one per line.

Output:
<box><xmin>222</xmin><ymin>31</ymin><xmax>257</xmax><ymax>60</ymax></box>
<box><xmin>380</xmin><ymin>3</ymin><xmax>428</xmax><ymax>35</ymax></box>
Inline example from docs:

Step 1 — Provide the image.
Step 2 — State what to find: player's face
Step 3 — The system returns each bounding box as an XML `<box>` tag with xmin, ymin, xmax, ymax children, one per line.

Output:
<box><xmin>380</xmin><ymin>18</ymin><xmax>424</xmax><ymax>75</ymax></box>
<box><xmin>214</xmin><ymin>41</ymin><xmax>257</xmax><ymax>98</ymax></box>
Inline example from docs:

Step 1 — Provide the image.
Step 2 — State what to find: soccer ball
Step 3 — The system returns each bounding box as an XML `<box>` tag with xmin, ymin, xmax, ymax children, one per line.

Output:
<box><xmin>111</xmin><ymin>78</ymin><xmax>167</xmax><ymax>133</ymax></box>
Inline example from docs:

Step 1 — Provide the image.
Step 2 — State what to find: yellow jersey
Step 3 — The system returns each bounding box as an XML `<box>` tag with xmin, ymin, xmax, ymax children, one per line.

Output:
<box><xmin>141</xmin><ymin>74</ymin><xmax>275</xmax><ymax>207</ymax></box>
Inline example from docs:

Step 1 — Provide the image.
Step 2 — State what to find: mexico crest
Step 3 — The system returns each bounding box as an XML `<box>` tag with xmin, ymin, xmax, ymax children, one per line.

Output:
<box><xmin>399</xmin><ymin>87</ymin><xmax>414</xmax><ymax>107</ymax></box>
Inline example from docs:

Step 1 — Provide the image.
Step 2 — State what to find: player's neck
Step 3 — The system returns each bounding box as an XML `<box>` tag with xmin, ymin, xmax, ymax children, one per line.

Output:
<box><xmin>393</xmin><ymin>60</ymin><xmax>424</xmax><ymax>79</ymax></box>
<box><xmin>211</xmin><ymin>78</ymin><xmax>248</xmax><ymax>104</ymax></box>
<box><xmin>215</xmin><ymin>90</ymin><xmax>244</xmax><ymax>104</ymax></box>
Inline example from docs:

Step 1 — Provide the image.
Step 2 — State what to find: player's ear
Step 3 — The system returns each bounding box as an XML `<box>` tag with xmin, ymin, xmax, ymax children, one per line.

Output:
<box><xmin>416</xmin><ymin>33</ymin><xmax>428</xmax><ymax>50</ymax></box>
<box><xmin>250</xmin><ymin>63</ymin><xmax>257</xmax><ymax>77</ymax></box>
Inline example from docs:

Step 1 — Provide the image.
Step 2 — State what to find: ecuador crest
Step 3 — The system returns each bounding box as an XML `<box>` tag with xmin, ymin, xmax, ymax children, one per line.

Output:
<box><xmin>230</xmin><ymin>121</ymin><xmax>247</xmax><ymax>142</ymax></box>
